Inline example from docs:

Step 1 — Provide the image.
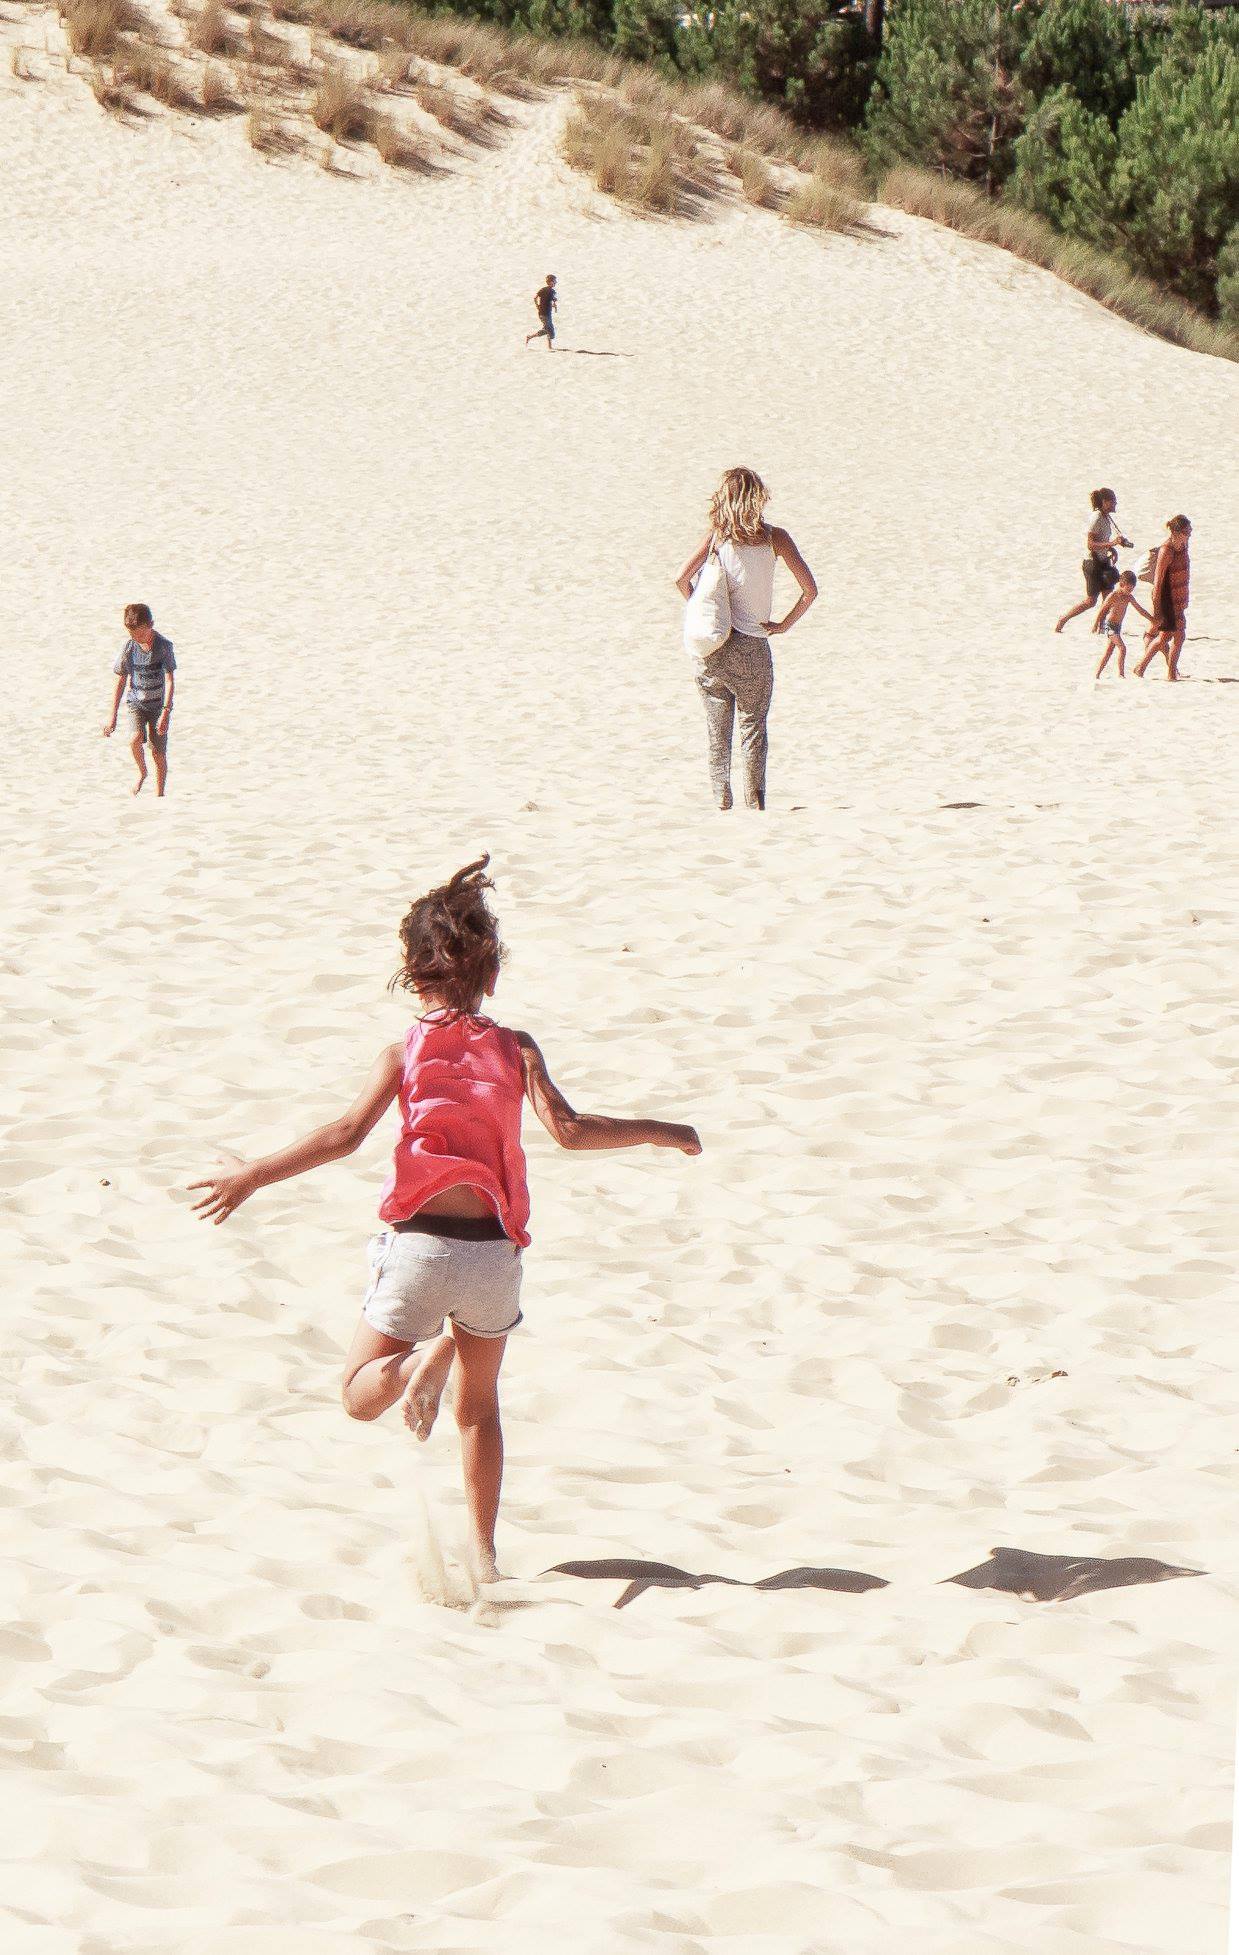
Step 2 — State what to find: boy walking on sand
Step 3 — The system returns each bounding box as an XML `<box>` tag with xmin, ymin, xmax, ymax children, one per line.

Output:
<box><xmin>102</xmin><ymin>602</ymin><xmax>176</xmax><ymax>796</ymax></box>
<box><xmin>525</xmin><ymin>274</ymin><xmax>557</xmax><ymax>350</ymax></box>
<box><xmin>1092</xmin><ymin>571</ymin><xmax>1152</xmax><ymax>679</ymax></box>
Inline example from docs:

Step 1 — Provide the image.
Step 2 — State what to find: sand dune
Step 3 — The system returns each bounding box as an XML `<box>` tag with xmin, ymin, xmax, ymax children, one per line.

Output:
<box><xmin>3</xmin><ymin>7</ymin><xmax>1239</xmax><ymax>1950</ymax></box>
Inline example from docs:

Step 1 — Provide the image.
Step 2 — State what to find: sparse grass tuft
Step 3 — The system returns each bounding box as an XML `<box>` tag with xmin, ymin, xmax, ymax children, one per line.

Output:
<box><xmin>375</xmin><ymin>43</ymin><xmax>412</xmax><ymax>89</ymax></box>
<box><xmin>786</xmin><ymin>165</ymin><xmax>863</xmax><ymax>235</ymax></box>
<box><xmin>313</xmin><ymin>0</ymin><xmax>398</xmax><ymax>49</ymax></box>
<box><xmin>733</xmin><ymin>148</ymin><xmax>781</xmax><ymax>209</ymax></box>
<box><xmin>248</xmin><ymin>13</ymin><xmax>289</xmax><ymax>64</ymax></box>
<box><xmin>372</xmin><ymin>112</ymin><xmax>433</xmax><ymax>170</ymax></box>
<box><xmin>412</xmin><ymin>77</ymin><xmax>506</xmax><ymax>145</ymax></box>
<box><xmin>89</xmin><ymin>60</ymin><xmax>141</xmax><ymax>114</ymax></box>
<box><xmin>187</xmin><ymin>1</ymin><xmax>234</xmax><ymax>56</ymax></box>
<box><xmin>310</xmin><ymin>65</ymin><xmax>375</xmax><ymax>142</ymax></box>
<box><xmin>200</xmin><ymin>59</ymin><xmax>240</xmax><ymax>113</ymax></box>
<box><xmin>59</xmin><ymin>0</ymin><xmax>142</xmax><ymax>60</ymax></box>
<box><xmin>246</xmin><ymin>105</ymin><xmax>305</xmax><ymax>152</ymax></box>
<box><xmin>114</xmin><ymin>43</ymin><xmax>203</xmax><ymax>110</ymax></box>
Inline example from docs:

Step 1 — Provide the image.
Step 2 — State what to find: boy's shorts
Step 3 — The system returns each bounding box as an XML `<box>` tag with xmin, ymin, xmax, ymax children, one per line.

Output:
<box><xmin>126</xmin><ymin>704</ymin><xmax>169</xmax><ymax>751</ymax></box>
<box><xmin>362</xmin><ymin>1229</ymin><xmax>523</xmax><ymax>1344</ymax></box>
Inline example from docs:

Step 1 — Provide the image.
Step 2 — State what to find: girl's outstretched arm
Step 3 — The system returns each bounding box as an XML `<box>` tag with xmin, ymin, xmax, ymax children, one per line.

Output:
<box><xmin>189</xmin><ymin>1043</ymin><xmax>404</xmax><ymax>1223</ymax></box>
<box><xmin>516</xmin><ymin>1034</ymin><xmax>700</xmax><ymax>1154</ymax></box>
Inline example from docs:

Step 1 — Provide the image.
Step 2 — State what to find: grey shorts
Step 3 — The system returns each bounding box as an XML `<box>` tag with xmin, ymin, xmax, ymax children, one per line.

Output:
<box><xmin>126</xmin><ymin>704</ymin><xmax>168</xmax><ymax>750</ymax></box>
<box><xmin>362</xmin><ymin>1229</ymin><xmax>524</xmax><ymax>1344</ymax></box>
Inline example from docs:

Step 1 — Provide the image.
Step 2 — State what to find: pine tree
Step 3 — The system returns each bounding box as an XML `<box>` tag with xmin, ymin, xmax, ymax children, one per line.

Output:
<box><xmin>1009</xmin><ymin>85</ymin><xmax>1119</xmax><ymax>249</ymax></box>
<box><xmin>1113</xmin><ymin>29</ymin><xmax>1239</xmax><ymax>309</ymax></box>
<box><xmin>863</xmin><ymin>0</ymin><xmax>1035</xmax><ymax>192</ymax></box>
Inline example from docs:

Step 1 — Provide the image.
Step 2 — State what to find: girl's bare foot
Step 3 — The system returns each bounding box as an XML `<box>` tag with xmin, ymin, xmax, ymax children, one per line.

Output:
<box><xmin>132</xmin><ymin>771</ymin><xmax>147</xmax><ymax>795</ymax></box>
<box><xmin>401</xmin><ymin>1335</ymin><xmax>455</xmax><ymax>1441</ymax></box>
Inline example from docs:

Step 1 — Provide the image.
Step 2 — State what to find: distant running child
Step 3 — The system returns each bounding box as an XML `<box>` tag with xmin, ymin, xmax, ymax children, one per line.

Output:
<box><xmin>189</xmin><ymin>856</ymin><xmax>701</xmax><ymax>1581</ymax></box>
<box><xmin>525</xmin><ymin>273</ymin><xmax>557</xmax><ymax>350</ymax></box>
<box><xmin>102</xmin><ymin>602</ymin><xmax>176</xmax><ymax>796</ymax></box>
<box><xmin>1092</xmin><ymin>571</ymin><xmax>1151</xmax><ymax>679</ymax></box>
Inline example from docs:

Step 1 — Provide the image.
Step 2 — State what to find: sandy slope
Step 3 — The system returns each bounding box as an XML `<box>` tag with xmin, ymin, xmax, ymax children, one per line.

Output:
<box><xmin>3</xmin><ymin>7</ymin><xmax>1239</xmax><ymax>1950</ymax></box>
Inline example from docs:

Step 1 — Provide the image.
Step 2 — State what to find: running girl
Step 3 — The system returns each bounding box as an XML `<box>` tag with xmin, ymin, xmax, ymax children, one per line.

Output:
<box><xmin>1092</xmin><ymin>571</ymin><xmax>1152</xmax><ymax>679</ymax></box>
<box><xmin>189</xmin><ymin>857</ymin><xmax>701</xmax><ymax>1580</ymax></box>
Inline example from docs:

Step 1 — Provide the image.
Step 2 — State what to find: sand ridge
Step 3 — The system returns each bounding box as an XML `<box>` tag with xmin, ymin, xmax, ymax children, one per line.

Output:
<box><xmin>3</xmin><ymin>11</ymin><xmax>1239</xmax><ymax>1951</ymax></box>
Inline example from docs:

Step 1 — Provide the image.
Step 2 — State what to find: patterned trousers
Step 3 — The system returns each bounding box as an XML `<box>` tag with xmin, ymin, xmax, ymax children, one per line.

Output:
<box><xmin>694</xmin><ymin>632</ymin><xmax>774</xmax><ymax>809</ymax></box>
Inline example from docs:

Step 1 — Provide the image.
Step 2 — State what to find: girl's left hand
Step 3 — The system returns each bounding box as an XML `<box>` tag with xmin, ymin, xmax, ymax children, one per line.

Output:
<box><xmin>188</xmin><ymin>1160</ymin><xmax>257</xmax><ymax>1223</ymax></box>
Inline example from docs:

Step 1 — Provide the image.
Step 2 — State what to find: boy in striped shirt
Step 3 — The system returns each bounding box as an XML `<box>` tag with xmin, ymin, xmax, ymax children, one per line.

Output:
<box><xmin>102</xmin><ymin>602</ymin><xmax>176</xmax><ymax>795</ymax></box>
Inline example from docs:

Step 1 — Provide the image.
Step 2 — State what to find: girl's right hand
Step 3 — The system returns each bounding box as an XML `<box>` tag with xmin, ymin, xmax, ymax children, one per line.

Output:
<box><xmin>188</xmin><ymin>1159</ymin><xmax>258</xmax><ymax>1223</ymax></box>
<box><xmin>672</xmin><ymin>1125</ymin><xmax>702</xmax><ymax>1155</ymax></box>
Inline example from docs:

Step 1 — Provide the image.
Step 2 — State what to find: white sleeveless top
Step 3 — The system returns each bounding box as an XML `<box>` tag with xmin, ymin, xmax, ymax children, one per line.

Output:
<box><xmin>716</xmin><ymin>536</ymin><xmax>775</xmax><ymax>639</ymax></box>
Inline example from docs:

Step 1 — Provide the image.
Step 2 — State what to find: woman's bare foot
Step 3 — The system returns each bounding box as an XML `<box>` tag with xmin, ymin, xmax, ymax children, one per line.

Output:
<box><xmin>131</xmin><ymin>770</ymin><xmax>147</xmax><ymax>795</ymax></box>
<box><xmin>401</xmin><ymin>1335</ymin><xmax>455</xmax><ymax>1441</ymax></box>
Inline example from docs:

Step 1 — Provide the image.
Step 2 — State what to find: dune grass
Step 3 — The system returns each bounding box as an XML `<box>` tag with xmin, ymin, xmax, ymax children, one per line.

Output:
<box><xmin>881</xmin><ymin>166</ymin><xmax>1239</xmax><ymax>363</ymax></box>
<box><xmin>113</xmin><ymin>42</ymin><xmax>203</xmax><ymax>109</ymax></box>
<box><xmin>561</xmin><ymin>93</ymin><xmax>713</xmax><ymax>219</ymax></box>
<box><xmin>59</xmin><ymin>0</ymin><xmax>142</xmax><ymax>59</ymax></box>
<box><xmin>186</xmin><ymin>2</ymin><xmax>236</xmax><ymax>57</ymax></box>
<box><xmin>732</xmin><ymin>149</ymin><xmax>781</xmax><ymax>210</ymax></box>
<box><xmin>372</xmin><ymin>111</ymin><xmax>434</xmax><ymax>170</ymax></box>
<box><xmin>310</xmin><ymin>65</ymin><xmax>375</xmax><ymax>140</ymax></box>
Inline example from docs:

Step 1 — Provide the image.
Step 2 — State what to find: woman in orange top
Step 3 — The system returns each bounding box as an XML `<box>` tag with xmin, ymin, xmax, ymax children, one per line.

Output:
<box><xmin>1136</xmin><ymin>516</ymin><xmax>1192</xmax><ymax>682</ymax></box>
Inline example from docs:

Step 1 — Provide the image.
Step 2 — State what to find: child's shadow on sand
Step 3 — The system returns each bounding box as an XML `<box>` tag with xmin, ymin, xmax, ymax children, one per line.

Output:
<box><xmin>547</xmin><ymin>1547</ymin><xmax>1203</xmax><ymax>1610</ymax></box>
<box><xmin>547</xmin><ymin>1557</ymin><xmax>887</xmax><ymax>1609</ymax></box>
<box><xmin>557</xmin><ymin>348</ymin><xmax>630</xmax><ymax>359</ymax></box>
<box><xmin>945</xmin><ymin>1546</ymin><xmax>1203</xmax><ymax>1602</ymax></box>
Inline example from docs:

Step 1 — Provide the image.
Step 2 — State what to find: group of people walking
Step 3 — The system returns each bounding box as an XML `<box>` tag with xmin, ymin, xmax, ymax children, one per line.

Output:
<box><xmin>1054</xmin><ymin>489</ymin><xmax>1193</xmax><ymax>682</ymax></box>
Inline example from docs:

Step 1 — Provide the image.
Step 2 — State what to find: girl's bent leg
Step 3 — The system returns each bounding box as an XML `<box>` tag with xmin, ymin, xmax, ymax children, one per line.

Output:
<box><xmin>451</xmin><ymin>1325</ymin><xmax>507</xmax><ymax>1577</ymax></box>
<box><xmin>341</xmin><ymin>1316</ymin><xmax>416</xmax><ymax>1421</ymax></box>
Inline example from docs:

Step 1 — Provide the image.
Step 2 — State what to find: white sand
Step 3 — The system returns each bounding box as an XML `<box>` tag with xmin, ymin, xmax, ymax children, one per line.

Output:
<box><xmin>3</xmin><ymin>9</ymin><xmax>1239</xmax><ymax>1950</ymax></box>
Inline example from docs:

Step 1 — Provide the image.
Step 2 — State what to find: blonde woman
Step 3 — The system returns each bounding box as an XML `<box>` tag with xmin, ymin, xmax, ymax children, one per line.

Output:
<box><xmin>675</xmin><ymin>467</ymin><xmax>817</xmax><ymax>811</ymax></box>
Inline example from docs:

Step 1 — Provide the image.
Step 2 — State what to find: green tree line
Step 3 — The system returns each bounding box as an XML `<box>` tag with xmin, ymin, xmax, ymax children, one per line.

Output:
<box><xmin>415</xmin><ymin>0</ymin><xmax>1239</xmax><ymax>321</ymax></box>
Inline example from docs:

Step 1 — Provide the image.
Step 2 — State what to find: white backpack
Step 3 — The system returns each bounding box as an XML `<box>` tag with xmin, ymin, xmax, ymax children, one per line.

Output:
<box><xmin>683</xmin><ymin>538</ymin><xmax>731</xmax><ymax>660</ymax></box>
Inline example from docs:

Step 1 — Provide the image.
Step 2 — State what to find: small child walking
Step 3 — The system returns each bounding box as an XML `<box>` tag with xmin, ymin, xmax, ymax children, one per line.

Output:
<box><xmin>189</xmin><ymin>857</ymin><xmax>700</xmax><ymax>1581</ymax></box>
<box><xmin>102</xmin><ymin>603</ymin><xmax>176</xmax><ymax>795</ymax></box>
<box><xmin>525</xmin><ymin>273</ymin><xmax>557</xmax><ymax>350</ymax></box>
<box><xmin>1092</xmin><ymin>571</ymin><xmax>1152</xmax><ymax>679</ymax></box>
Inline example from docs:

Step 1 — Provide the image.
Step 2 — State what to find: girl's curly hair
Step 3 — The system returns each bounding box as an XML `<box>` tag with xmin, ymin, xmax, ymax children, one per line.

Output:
<box><xmin>390</xmin><ymin>855</ymin><xmax>505</xmax><ymax>1016</ymax></box>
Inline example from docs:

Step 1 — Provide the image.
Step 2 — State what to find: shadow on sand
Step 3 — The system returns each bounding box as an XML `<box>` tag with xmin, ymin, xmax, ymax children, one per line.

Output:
<box><xmin>945</xmin><ymin>1546</ymin><xmax>1205</xmax><ymax>1602</ymax></box>
<box><xmin>545</xmin><ymin>1557</ymin><xmax>888</xmax><ymax>1611</ymax></box>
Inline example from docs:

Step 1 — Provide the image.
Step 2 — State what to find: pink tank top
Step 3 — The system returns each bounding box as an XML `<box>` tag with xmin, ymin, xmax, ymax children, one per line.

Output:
<box><xmin>378</xmin><ymin>1015</ymin><xmax>531</xmax><ymax>1246</ymax></box>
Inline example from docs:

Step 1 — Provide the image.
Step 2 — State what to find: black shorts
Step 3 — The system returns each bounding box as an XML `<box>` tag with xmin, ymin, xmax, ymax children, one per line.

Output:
<box><xmin>1082</xmin><ymin>554</ymin><xmax>1119</xmax><ymax>602</ymax></box>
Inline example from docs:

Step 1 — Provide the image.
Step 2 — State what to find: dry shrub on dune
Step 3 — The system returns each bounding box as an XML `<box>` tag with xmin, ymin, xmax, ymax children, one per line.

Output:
<box><xmin>310</xmin><ymin>65</ymin><xmax>375</xmax><ymax>141</ymax></box>
<box><xmin>248</xmin><ymin>13</ymin><xmax>289</xmax><ymax>65</ymax></box>
<box><xmin>60</xmin><ymin>0</ymin><xmax>142</xmax><ymax>59</ymax></box>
